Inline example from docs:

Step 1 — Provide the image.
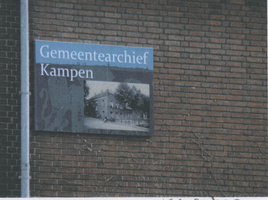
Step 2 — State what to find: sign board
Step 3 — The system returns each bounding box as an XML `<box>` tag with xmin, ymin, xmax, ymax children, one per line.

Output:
<box><xmin>34</xmin><ymin>40</ymin><xmax>154</xmax><ymax>136</ymax></box>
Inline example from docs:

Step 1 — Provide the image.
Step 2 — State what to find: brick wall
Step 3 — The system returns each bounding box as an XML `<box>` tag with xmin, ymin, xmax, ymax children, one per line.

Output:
<box><xmin>0</xmin><ymin>0</ymin><xmax>21</xmax><ymax>197</ymax></box>
<box><xmin>1</xmin><ymin>0</ymin><xmax>267</xmax><ymax>197</ymax></box>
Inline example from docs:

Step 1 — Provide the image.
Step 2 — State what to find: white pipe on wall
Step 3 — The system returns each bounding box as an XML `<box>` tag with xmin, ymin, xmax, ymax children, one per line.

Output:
<box><xmin>20</xmin><ymin>0</ymin><xmax>30</xmax><ymax>197</ymax></box>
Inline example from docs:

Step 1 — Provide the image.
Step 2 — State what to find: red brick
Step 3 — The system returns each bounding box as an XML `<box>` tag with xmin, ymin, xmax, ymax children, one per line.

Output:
<box><xmin>2</xmin><ymin>0</ymin><xmax>267</xmax><ymax>198</ymax></box>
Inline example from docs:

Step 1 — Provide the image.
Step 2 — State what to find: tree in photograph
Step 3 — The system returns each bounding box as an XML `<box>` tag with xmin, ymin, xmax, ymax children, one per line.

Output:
<box><xmin>114</xmin><ymin>83</ymin><xmax>133</xmax><ymax>108</ymax></box>
<box><xmin>133</xmin><ymin>86</ymin><xmax>150</xmax><ymax>119</ymax></box>
<box><xmin>84</xmin><ymin>81</ymin><xmax>96</xmax><ymax>117</ymax></box>
<box><xmin>115</xmin><ymin>83</ymin><xmax>150</xmax><ymax>123</ymax></box>
<box><xmin>84</xmin><ymin>80</ymin><xmax>90</xmax><ymax>102</ymax></box>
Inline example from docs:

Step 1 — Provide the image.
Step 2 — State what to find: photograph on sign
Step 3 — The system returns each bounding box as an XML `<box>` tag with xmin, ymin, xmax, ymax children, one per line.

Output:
<box><xmin>34</xmin><ymin>40</ymin><xmax>154</xmax><ymax>136</ymax></box>
<box><xmin>84</xmin><ymin>81</ymin><xmax>150</xmax><ymax>132</ymax></box>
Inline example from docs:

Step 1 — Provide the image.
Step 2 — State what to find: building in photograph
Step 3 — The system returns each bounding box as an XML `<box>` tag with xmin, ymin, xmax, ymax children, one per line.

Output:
<box><xmin>85</xmin><ymin>89</ymin><xmax>149</xmax><ymax>126</ymax></box>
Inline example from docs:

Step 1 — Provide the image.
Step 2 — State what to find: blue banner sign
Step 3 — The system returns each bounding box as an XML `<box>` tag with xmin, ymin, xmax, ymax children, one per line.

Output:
<box><xmin>36</xmin><ymin>40</ymin><xmax>153</xmax><ymax>70</ymax></box>
<box><xmin>35</xmin><ymin>40</ymin><xmax>154</xmax><ymax>136</ymax></box>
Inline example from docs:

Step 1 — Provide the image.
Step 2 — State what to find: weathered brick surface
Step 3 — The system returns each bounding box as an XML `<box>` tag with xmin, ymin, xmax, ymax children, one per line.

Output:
<box><xmin>1</xmin><ymin>0</ymin><xmax>267</xmax><ymax>197</ymax></box>
<box><xmin>0</xmin><ymin>0</ymin><xmax>21</xmax><ymax>197</ymax></box>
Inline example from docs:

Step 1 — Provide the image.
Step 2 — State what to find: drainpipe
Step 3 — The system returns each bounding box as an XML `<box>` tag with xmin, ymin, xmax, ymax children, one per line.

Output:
<box><xmin>20</xmin><ymin>0</ymin><xmax>30</xmax><ymax>197</ymax></box>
